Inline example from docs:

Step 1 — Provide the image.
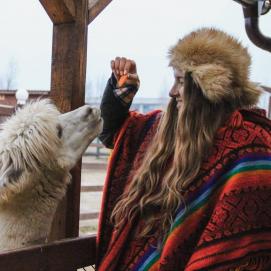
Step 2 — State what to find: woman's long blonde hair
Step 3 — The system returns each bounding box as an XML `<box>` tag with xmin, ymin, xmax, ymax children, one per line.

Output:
<box><xmin>111</xmin><ymin>72</ymin><xmax>236</xmax><ymax>237</ymax></box>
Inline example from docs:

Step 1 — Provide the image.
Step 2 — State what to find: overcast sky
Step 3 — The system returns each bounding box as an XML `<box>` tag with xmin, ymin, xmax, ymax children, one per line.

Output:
<box><xmin>0</xmin><ymin>0</ymin><xmax>271</xmax><ymax>106</ymax></box>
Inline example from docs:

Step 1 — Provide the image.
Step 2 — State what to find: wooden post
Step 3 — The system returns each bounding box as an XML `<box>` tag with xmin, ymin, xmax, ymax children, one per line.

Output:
<box><xmin>39</xmin><ymin>0</ymin><xmax>114</xmax><ymax>258</ymax></box>
<box><xmin>40</xmin><ymin>0</ymin><xmax>89</xmax><ymax>240</ymax></box>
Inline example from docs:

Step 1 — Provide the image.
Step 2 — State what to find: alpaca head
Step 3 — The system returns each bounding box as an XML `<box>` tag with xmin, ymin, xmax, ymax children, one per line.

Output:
<box><xmin>0</xmin><ymin>99</ymin><xmax>103</xmax><ymax>202</ymax></box>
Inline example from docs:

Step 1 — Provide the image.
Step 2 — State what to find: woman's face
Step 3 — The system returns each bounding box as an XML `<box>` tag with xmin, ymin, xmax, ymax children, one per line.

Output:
<box><xmin>169</xmin><ymin>68</ymin><xmax>185</xmax><ymax>109</ymax></box>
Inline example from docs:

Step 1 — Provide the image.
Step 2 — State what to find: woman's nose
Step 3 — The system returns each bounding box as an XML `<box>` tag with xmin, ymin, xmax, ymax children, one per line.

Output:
<box><xmin>169</xmin><ymin>85</ymin><xmax>179</xmax><ymax>98</ymax></box>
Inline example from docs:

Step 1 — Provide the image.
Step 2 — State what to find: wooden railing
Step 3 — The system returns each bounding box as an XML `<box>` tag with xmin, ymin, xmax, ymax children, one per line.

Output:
<box><xmin>80</xmin><ymin>141</ymin><xmax>107</xmax><ymax>223</ymax></box>
<box><xmin>0</xmin><ymin>235</ymin><xmax>96</xmax><ymax>271</ymax></box>
<box><xmin>80</xmin><ymin>185</ymin><xmax>103</xmax><ymax>221</ymax></box>
<box><xmin>85</xmin><ymin>139</ymin><xmax>109</xmax><ymax>159</ymax></box>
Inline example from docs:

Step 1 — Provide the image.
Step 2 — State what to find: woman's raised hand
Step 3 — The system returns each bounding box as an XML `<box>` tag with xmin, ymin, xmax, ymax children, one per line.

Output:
<box><xmin>111</xmin><ymin>57</ymin><xmax>140</xmax><ymax>87</ymax></box>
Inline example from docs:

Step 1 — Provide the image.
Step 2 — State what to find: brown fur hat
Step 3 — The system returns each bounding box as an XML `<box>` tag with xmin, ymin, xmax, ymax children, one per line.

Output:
<box><xmin>169</xmin><ymin>28</ymin><xmax>261</xmax><ymax>107</ymax></box>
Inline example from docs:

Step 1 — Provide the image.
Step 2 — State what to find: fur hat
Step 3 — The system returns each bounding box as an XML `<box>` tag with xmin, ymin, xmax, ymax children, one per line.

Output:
<box><xmin>169</xmin><ymin>28</ymin><xmax>261</xmax><ymax>107</ymax></box>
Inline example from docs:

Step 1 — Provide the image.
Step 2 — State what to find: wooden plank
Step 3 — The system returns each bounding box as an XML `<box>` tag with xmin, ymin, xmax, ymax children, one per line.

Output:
<box><xmin>81</xmin><ymin>185</ymin><xmax>103</xmax><ymax>192</ymax></box>
<box><xmin>89</xmin><ymin>143</ymin><xmax>104</xmax><ymax>148</ymax></box>
<box><xmin>88</xmin><ymin>0</ymin><xmax>113</xmax><ymax>24</ymax></box>
<box><xmin>0</xmin><ymin>236</ymin><xmax>96</xmax><ymax>271</ymax></box>
<box><xmin>63</xmin><ymin>0</ymin><xmax>76</xmax><ymax>17</ymax></box>
<box><xmin>40</xmin><ymin>0</ymin><xmax>75</xmax><ymax>24</ymax></box>
<box><xmin>0</xmin><ymin>105</ymin><xmax>15</xmax><ymax>116</ymax></box>
<box><xmin>80</xmin><ymin>212</ymin><xmax>99</xmax><ymax>220</ymax></box>
<box><xmin>47</xmin><ymin>0</ymin><xmax>89</xmax><ymax>242</ymax></box>
<box><xmin>82</xmin><ymin>162</ymin><xmax>107</xmax><ymax>169</ymax></box>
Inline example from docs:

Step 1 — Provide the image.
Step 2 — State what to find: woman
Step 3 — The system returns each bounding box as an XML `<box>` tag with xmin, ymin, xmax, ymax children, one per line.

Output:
<box><xmin>97</xmin><ymin>28</ymin><xmax>271</xmax><ymax>270</ymax></box>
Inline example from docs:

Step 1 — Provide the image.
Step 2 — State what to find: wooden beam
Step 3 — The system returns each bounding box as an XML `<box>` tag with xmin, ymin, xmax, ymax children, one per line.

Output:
<box><xmin>80</xmin><ymin>212</ymin><xmax>99</xmax><ymax>220</ymax></box>
<box><xmin>40</xmin><ymin>0</ymin><xmax>76</xmax><ymax>24</ymax></box>
<box><xmin>81</xmin><ymin>185</ymin><xmax>103</xmax><ymax>192</ymax></box>
<box><xmin>88</xmin><ymin>0</ymin><xmax>113</xmax><ymax>24</ymax></box>
<box><xmin>45</xmin><ymin>0</ymin><xmax>89</xmax><ymax>242</ymax></box>
<box><xmin>0</xmin><ymin>236</ymin><xmax>96</xmax><ymax>271</ymax></box>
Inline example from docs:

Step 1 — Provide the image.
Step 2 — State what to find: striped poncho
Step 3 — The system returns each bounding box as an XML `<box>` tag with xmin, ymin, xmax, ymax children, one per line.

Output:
<box><xmin>96</xmin><ymin>108</ymin><xmax>271</xmax><ymax>271</ymax></box>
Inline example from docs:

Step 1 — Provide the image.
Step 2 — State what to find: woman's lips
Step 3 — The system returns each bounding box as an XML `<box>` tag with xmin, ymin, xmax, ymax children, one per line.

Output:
<box><xmin>176</xmin><ymin>99</ymin><xmax>182</xmax><ymax>109</ymax></box>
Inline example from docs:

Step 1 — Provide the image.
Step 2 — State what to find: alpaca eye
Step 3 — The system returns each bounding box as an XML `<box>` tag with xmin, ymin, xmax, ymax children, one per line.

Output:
<box><xmin>57</xmin><ymin>124</ymin><xmax>63</xmax><ymax>138</ymax></box>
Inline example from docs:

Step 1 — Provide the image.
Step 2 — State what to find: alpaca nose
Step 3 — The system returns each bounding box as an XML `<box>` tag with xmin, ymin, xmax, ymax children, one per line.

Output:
<box><xmin>84</xmin><ymin>106</ymin><xmax>100</xmax><ymax>119</ymax></box>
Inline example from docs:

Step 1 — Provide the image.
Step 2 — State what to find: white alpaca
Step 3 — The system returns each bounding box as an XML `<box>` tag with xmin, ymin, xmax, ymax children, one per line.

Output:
<box><xmin>0</xmin><ymin>99</ymin><xmax>103</xmax><ymax>251</ymax></box>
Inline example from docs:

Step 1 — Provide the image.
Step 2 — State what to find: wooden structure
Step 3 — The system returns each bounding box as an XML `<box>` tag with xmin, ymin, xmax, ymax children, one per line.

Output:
<box><xmin>0</xmin><ymin>236</ymin><xmax>96</xmax><ymax>271</ymax></box>
<box><xmin>0</xmin><ymin>0</ymin><xmax>271</xmax><ymax>270</ymax></box>
<box><xmin>39</xmin><ymin>0</ymin><xmax>112</xmax><ymax>241</ymax></box>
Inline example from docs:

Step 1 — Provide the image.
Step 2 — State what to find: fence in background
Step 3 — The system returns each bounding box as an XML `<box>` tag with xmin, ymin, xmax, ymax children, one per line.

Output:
<box><xmin>80</xmin><ymin>139</ymin><xmax>108</xmax><ymax>223</ymax></box>
<box><xmin>85</xmin><ymin>138</ymin><xmax>109</xmax><ymax>159</ymax></box>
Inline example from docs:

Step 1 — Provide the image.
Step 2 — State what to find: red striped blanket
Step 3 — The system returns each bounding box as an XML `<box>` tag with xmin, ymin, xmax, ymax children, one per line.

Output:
<box><xmin>96</xmin><ymin>109</ymin><xmax>271</xmax><ymax>271</ymax></box>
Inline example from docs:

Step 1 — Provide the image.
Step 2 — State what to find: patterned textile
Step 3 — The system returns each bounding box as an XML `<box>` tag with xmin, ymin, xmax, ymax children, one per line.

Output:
<box><xmin>96</xmin><ymin>109</ymin><xmax>271</xmax><ymax>271</ymax></box>
<box><xmin>113</xmin><ymin>84</ymin><xmax>138</xmax><ymax>106</ymax></box>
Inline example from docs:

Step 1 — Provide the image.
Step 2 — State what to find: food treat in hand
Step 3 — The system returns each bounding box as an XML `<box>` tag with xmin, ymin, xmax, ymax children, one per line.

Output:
<box><xmin>118</xmin><ymin>74</ymin><xmax>128</xmax><ymax>88</ymax></box>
